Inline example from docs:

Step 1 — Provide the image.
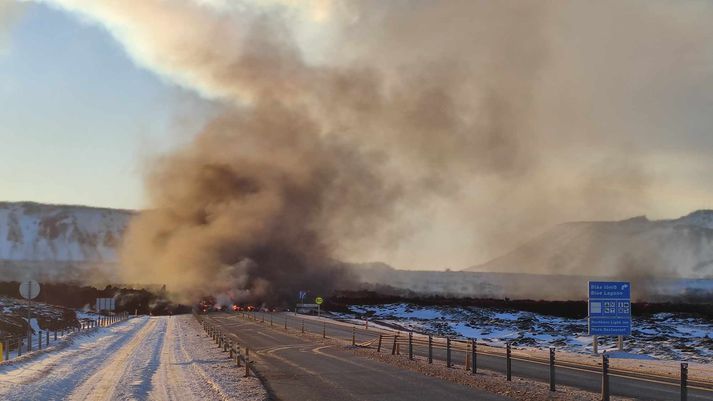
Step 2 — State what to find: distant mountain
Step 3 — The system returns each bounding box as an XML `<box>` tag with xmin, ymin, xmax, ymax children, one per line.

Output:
<box><xmin>0</xmin><ymin>202</ymin><xmax>133</xmax><ymax>281</ymax></box>
<box><xmin>465</xmin><ymin>211</ymin><xmax>713</xmax><ymax>278</ymax></box>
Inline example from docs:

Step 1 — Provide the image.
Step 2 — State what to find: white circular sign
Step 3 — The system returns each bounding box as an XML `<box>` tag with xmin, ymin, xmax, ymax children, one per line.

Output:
<box><xmin>19</xmin><ymin>280</ymin><xmax>40</xmax><ymax>300</ymax></box>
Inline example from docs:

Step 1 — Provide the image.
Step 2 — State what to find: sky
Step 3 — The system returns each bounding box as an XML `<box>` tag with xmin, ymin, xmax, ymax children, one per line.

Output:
<box><xmin>1</xmin><ymin>0</ymin><xmax>713</xmax><ymax>270</ymax></box>
<box><xmin>0</xmin><ymin>1</ymin><xmax>213</xmax><ymax>209</ymax></box>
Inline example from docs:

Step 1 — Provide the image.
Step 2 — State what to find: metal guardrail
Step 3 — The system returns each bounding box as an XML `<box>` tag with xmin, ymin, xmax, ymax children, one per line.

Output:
<box><xmin>210</xmin><ymin>310</ymin><xmax>711</xmax><ymax>400</ymax></box>
<box><xmin>194</xmin><ymin>313</ymin><xmax>256</xmax><ymax>378</ymax></box>
<box><xmin>0</xmin><ymin>311</ymin><xmax>130</xmax><ymax>362</ymax></box>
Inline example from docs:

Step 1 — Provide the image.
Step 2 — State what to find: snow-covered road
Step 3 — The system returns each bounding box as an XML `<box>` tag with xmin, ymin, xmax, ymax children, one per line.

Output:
<box><xmin>0</xmin><ymin>315</ymin><xmax>266</xmax><ymax>401</ymax></box>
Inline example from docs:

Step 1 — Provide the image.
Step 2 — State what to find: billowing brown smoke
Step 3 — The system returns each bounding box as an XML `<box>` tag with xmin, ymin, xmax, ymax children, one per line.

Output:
<box><xmin>27</xmin><ymin>0</ymin><xmax>713</xmax><ymax>301</ymax></box>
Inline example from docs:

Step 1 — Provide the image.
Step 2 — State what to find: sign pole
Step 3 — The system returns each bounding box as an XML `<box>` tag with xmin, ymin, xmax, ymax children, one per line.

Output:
<box><xmin>592</xmin><ymin>335</ymin><xmax>598</xmax><ymax>355</ymax></box>
<box><xmin>27</xmin><ymin>282</ymin><xmax>31</xmax><ymax>352</ymax></box>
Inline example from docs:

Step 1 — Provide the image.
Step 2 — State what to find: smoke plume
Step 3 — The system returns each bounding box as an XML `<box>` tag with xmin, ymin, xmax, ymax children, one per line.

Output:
<box><xmin>23</xmin><ymin>0</ymin><xmax>713</xmax><ymax>301</ymax></box>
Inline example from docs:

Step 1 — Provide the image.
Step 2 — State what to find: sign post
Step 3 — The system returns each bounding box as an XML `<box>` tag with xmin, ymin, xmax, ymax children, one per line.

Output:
<box><xmin>19</xmin><ymin>280</ymin><xmax>40</xmax><ymax>353</ymax></box>
<box><xmin>315</xmin><ymin>296</ymin><xmax>323</xmax><ymax>318</ymax></box>
<box><xmin>588</xmin><ymin>281</ymin><xmax>631</xmax><ymax>354</ymax></box>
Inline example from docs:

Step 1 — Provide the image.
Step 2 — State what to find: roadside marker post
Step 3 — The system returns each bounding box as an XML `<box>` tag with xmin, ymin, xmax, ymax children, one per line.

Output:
<box><xmin>408</xmin><ymin>332</ymin><xmax>413</xmax><ymax>360</ymax></box>
<box><xmin>352</xmin><ymin>327</ymin><xmax>356</xmax><ymax>346</ymax></box>
<box><xmin>284</xmin><ymin>319</ymin><xmax>287</xmax><ymax>331</ymax></box>
<box><xmin>428</xmin><ymin>335</ymin><xmax>433</xmax><ymax>364</ymax></box>
<box><xmin>446</xmin><ymin>338</ymin><xmax>451</xmax><ymax>368</ymax></box>
<box><xmin>377</xmin><ymin>334</ymin><xmax>382</xmax><ymax>352</ymax></box>
<box><xmin>602</xmin><ymin>354</ymin><xmax>610</xmax><ymax>401</ymax></box>
<box><xmin>323</xmin><ymin>322</ymin><xmax>326</xmax><ymax>339</ymax></box>
<box><xmin>681</xmin><ymin>363</ymin><xmax>688</xmax><ymax>401</ymax></box>
<box><xmin>301</xmin><ymin>320</ymin><xmax>305</xmax><ymax>334</ymax></box>
<box><xmin>549</xmin><ymin>347</ymin><xmax>556</xmax><ymax>392</ymax></box>
<box><xmin>244</xmin><ymin>348</ymin><xmax>250</xmax><ymax>377</ymax></box>
<box><xmin>506</xmin><ymin>343</ymin><xmax>512</xmax><ymax>381</ymax></box>
<box><xmin>471</xmin><ymin>339</ymin><xmax>477</xmax><ymax>374</ymax></box>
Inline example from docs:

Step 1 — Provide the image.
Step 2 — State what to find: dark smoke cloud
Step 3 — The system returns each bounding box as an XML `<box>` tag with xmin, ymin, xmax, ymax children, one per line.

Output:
<box><xmin>27</xmin><ymin>0</ymin><xmax>713</xmax><ymax>300</ymax></box>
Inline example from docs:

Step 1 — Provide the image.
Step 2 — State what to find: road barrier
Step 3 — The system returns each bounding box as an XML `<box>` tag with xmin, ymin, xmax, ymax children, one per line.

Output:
<box><xmin>681</xmin><ymin>363</ymin><xmax>688</xmax><ymax>401</ymax></box>
<box><xmin>0</xmin><ymin>311</ymin><xmax>129</xmax><ymax>362</ymax></box>
<box><xmin>506</xmin><ymin>342</ymin><xmax>512</xmax><ymax>381</ymax></box>
<box><xmin>195</xmin><ymin>313</ymin><xmax>256</xmax><ymax>379</ymax></box>
<box><xmin>549</xmin><ymin>347</ymin><xmax>556</xmax><ymax>392</ymax></box>
<box><xmin>471</xmin><ymin>339</ymin><xmax>477</xmax><ymax>374</ymax></box>
<box><xmin>408</xmin><ymin>332</ymin><xmax>413</xmax><ymax>360</ymax></box>
<box><xmin>602</xmin><ymin>354</ymin><xmax>610</xmax><ymax>401</ymax></box>
<box><xmin>428</xmin><ymin>335</ymin><xmax>433</xmax><ymax>364</ymax></box>
<box><xmin>199</xmin><ymin>310</ymin><xmax>710</xmax><ymax>400</ymax></box>
<box><xmin>446</xmin><ymin>337</ymin><xmax>452</xmax><ymax>368</ymax></box>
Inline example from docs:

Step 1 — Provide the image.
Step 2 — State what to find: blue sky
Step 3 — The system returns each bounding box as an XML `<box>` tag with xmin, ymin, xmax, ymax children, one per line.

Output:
<box><xmin>0</xmin><ymin>2</ymin><xmax>210</xmax><ymax>209</ymax></box>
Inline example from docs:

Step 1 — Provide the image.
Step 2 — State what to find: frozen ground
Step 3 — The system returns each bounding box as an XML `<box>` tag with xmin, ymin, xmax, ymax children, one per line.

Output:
<box><xmin>0</xmin><ymin>315</ymin><xmax>267</xmax><ymax>401</ymax></box>
<box><xmin>345</xmin><ymin>304</ymin><xmax>713</xmax><ymax>363</ymax></box>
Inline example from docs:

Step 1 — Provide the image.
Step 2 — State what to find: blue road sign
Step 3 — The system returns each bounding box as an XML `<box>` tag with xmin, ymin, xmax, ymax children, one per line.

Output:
<box><xmin>588</xmin><ymin>281</ymin><xmax>631</xmax><ymax>336</ymax></box>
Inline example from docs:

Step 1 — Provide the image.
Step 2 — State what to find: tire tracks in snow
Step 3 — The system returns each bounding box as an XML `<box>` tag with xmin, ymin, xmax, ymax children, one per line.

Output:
<box><xmin>67</xmin><ymin>317</ymin><xmax>162</xmax><ymax>401</ymax></box>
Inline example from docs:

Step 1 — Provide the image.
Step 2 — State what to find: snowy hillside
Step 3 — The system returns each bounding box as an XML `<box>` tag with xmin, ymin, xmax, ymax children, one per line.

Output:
<box><xmin>0</xmin><ymin>202</ymin><xmax>133</xmax><ymax>263</ymax></box>
<box><xmin>466</xmin><ymin>210</ymin><xmax>713</xmax><ymax>278</ymax></box>
<box><xmin>344</xmin><ymin>303</ymin><xmax>713</xmax><ymax>363</ymax></box>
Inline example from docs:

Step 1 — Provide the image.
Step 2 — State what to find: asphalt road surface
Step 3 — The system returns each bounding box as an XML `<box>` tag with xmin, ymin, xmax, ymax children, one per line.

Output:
<box><xmin>204</xmin><ymin>314</ymin><xmax>511</xmax><ymax>401</ymax></box>
<box><xmin>209</xmin><ymin>312</ymin><xmax>713</xmax><ymax>401</ymax></box>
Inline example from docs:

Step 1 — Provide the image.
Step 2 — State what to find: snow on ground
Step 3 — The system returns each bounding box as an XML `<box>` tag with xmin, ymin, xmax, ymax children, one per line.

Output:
<box><xmin>342</xmin><ymin>303</ymin><xmax>713</xmax><ymax>363</ymax></box>
<box><xmin>0</xmin><ymin>315</ymin><xmax>267</xmax><ymax>401</ymax></box>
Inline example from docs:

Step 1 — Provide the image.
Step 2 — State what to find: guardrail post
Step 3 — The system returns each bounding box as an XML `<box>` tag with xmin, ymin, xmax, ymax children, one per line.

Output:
<box><xmin>377</xmin><ymin>334</ymin><xmax>382</xmax><ymax>352</ymax></box>
<box><xmin>408</xmin><ymin>332</ymin><xmax>413</xmax><ymax>360</ymax></box>
<box><xmin>549</xmin><ymin>347</ymin><xmax>556</xmax><ymax>391</ymax></box>
<box><xmin>428</xmin><ymin>335</ymin><xmax>433</xmax><ymax>364</ymax></box>
<box><xmin>506</xmin><ymin>342</ymin><xmax>512</xmax><ymax>381</ymax></box>
<box><xmin>471</xmin><ymin>339</ymin><xmax>477</xmax><ymax>374</ymax></box>
<box><xmin>681</xmin><ymin>363</ymin><xmax>688</xmax><ymax>401</ymax></box>
<box><xmin>446</xmin><ymin>337</ymin><xmax>451</xmax><ymax>368</ymax></box>
<box><xmin>352</xmin><ymin>327</ymin><xmax>356</xmax><ymax>346</ymax></box>
<box><xmin>244</xmin><ymin>348</ymin><xmax>250</xmax><ymax>377</ymax></box>
<box><xmin>602</xmin><ymin>354</ymin><xmax>610</xmax><ymax>401</ymax></box>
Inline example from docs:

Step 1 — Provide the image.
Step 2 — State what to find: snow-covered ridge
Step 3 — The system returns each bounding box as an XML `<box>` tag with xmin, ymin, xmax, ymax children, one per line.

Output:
<box><xmin>0</xmin><ymin>202</ymin><xmax>134</xmax><ymax>263</ymax></box>
<box><xmin>670</xmin><ymin>210</ymin><xmax>713</xmax><ymax>230</ymax></box>
<box><xmin>466</xmin><ymin>209</ymin><xmax>713</xmax><ymax>278</ymax></box>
